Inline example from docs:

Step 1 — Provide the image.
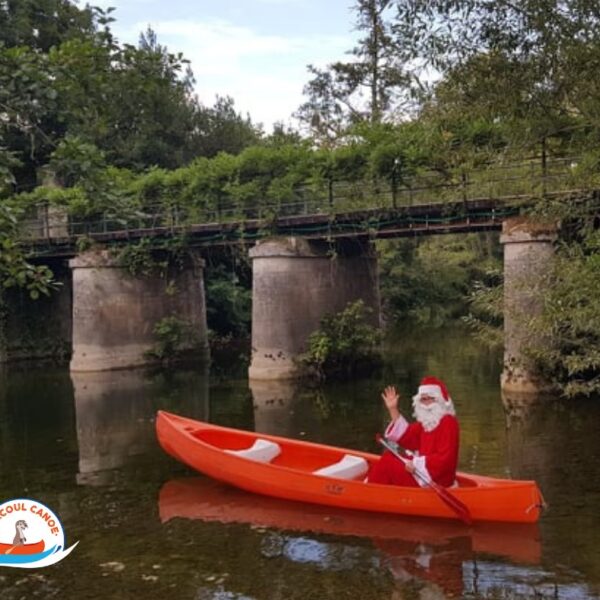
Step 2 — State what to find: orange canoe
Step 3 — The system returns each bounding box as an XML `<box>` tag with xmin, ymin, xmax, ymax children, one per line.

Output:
<box><xmin>156</xmin><ymin>410</ymin><xmax>544</xmax><ymax>523</ymax></box>
<box><xmin>0</xmin><ymin>540</ymin><xmax>45</xmax><ymax>555</ymax></box>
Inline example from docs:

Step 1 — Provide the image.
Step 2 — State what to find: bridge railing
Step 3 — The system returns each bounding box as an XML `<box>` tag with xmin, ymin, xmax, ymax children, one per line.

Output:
<box><xmin>18</xmin><ymin>155</ymin><xmax>583</xmax><ymax>241</ymax></box>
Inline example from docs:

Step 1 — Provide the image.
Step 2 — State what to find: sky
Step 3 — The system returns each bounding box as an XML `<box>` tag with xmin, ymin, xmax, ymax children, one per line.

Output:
<box><xmin>91</xmin><ymin>0</ymin><xmax>360</xmax><ymax>131</ymax></box>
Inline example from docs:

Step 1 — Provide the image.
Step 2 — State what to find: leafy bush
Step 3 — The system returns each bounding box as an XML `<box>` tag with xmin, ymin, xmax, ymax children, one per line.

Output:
<box><xmin>462</xmin><ymin>270</ymin><xmax>504</xmax><ymax>348</ymax></box>
<box><xmin>116</xmin><ymin>238</ymin><xmax>166</xmax><ymax>277</ymax></box>
<box><xmin>526</xmin><ymin>232</ymin><xmax>600</xmax><ymax>397</ymax></box>
<box><xmin>379</xmin><ymin>233</ymin><xmax>502</xmax><ymax>326</ymax></box>
<box><xmin>0</xmin><ymin>202</ymin><xmax>60</xmax><ymax>300</ymax></box>
<box><xmin>145</xmin><ymin>316</ymin><xmax>202</xmax><ymax>363</ymax></box>
<box><xmin>48</xmin><ymin>135</ymin><xmax>107</xmax><ymax>188</ymax></box>
<box><xmin>300</xmin><ymin>300</ymin><xmax>382</xmax><ymax>380</ymax></box>
<box><xmin>205</xmin><ymin>264</ymin><xmax>251</xmax><ymax>337</ymax></box>
<box><xmin>464</xmin><ymin>226</ymin><xmax>600</xmax><ymax>398</ymax></box>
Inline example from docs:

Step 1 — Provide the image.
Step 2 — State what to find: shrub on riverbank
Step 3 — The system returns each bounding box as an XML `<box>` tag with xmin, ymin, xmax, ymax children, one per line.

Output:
<box><xmin>527</xmin><ymin>229</ymin><xmax>600</xmax><ymax>398</ymax></box>
<box><xmin>300</xmin><ymin>300</ymin><xmax>382</xmax><ymax>381</ymax></box>
<box><xmin>145</xmin><ymin>316</ymin><xmax>205</xmax><ymax>365</ymax></box>
<box><xmin>464</xmin><ymin>206</ymin><xmax>600</xmax><ymax>398</ymax></box>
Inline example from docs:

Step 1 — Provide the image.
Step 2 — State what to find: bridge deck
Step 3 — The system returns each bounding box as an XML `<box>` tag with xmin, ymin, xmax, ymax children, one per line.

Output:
<box><xmin>21</xmin><ymin>189</ymin><xmax>591</xmax><ymax>258</ymax></box>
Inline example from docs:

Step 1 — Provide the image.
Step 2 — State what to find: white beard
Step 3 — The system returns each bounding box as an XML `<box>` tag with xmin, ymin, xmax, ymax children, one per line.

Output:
<box><xmin>413</xmin><ymin>399</ymin><xmax>451</xmax><ymax>432</ymax></box>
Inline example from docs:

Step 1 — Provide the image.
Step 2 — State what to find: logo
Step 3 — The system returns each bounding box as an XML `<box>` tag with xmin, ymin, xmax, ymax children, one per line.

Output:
<box><xmin>0</xmin><ymin>498</ymin><xmax>78</xmax><ymax>568</ymax></box>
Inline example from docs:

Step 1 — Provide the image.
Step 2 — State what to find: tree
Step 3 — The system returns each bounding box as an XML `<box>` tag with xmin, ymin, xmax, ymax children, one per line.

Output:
<box><xmin>0</xmin><ymin>2</ymin><xmax>113</xmax><ymax>189</ymax></box>
<box><xmin>392</xmin><ymin>0</ymin><xmax>600</xmax><ymax>153</ymax></box>
<box><xmin>0</xmin><ymin>9</ymin><xmax>261</xmax><ymax>190</ymax></box>
<box><xmin>97</xmin><ymin>27</ymin><xmax>198</xmax><ymax>169</ymax></box>
<box><xmin>379</xmin><ymin>233</ymin><xmax>502</xmax><ymax>325</ymax></box>
<box><xmin>190</xmin><ymin>96</ymin><xmax>261</xmax><ymax>159</ymax></box>
<box><xmin>263</xmin><ymin>122</ymin><xmax>304</xmax><ymax>148</ymax></box>
<box><xmin>0</xmin><ymin>2</ymin><xmax>121</xmax><ymax>188</ymax></box>
<box><xmin>390</xmin><ymin>0</ymin><xmax>600</xmax><ymax>398</ymax></box>
<box><xmin>0</xmin><ymin>202</ymin><xmax>58</xmax><ymax>300</ymax></box>
<box><xmin>0</xmin><ymin>46</ymin><xmax>55</xmax><ymax>189</ymax></box>
<box><xmin>297</xmin><ymin>0</ymin><xmax>409</xmax><ymax>143</ymax></box>
<box><xmin>529</xmin><ymin>230</ymin><xmax>600</xmax><ymax>397</ymax></box>
<box><xmin>0</xmin><ymin>0</ymin><xmax>97</xmax><ymax>52</ymax></box>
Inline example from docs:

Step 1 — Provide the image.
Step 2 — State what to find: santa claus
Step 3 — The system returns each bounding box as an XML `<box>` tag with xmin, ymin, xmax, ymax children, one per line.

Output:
<box><xmin>367</xmin><ymin>376</ymin><xmax>459</xmax><ymax>487</ymax></box>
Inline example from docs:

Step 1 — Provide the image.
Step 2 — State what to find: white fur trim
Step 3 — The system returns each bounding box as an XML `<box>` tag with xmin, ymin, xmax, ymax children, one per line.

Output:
<box><xmin>418</xmin><ymin>384</ymin><xmax>445</xmax><ymax>400</ymax></box>
<box><xmin>411</xmin><ymin>455</ymin><xmax>433</xmax><ymax>488</ymax></box>
<box><xmin>385</xmin><ymin>415</ymin><xmax>409</xmax><ymax>442</ymax></box>
<box><xmin>413</xmin><ymin>386</ymin><xmax>456</xmax><ymax>419</ymax></box>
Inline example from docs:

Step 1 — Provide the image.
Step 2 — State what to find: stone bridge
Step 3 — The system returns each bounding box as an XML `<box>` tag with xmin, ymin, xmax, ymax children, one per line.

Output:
<box><xmin>4</xmin><ymin>156</ymin><xmax>591</xmax><ymax>399</ymax></box>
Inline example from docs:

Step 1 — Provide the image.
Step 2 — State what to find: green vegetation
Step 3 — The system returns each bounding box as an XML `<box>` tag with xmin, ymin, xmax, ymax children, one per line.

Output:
<box><xmin>0</xmin><ymin>1</ymin><xmax>256</xmax><ymax>311</ymax></box>
<box><xmin>115</xmin><ymin>238</ymin><xmax>164</xmax><ymax>277</ymax></box>
<box><xmin>145</xmin><ymin>316</ymin><xmax>204</xmax><ymax>364</ymax></box>
<box><xmin>532</xmin><ymin>230</ymin><xmax>600</xmax><ymax>397</ymax></box>
<box><xmin>205</xmin><ymin>263</ymin><xmax>251</xmax><ymax>339</ymax></box>
<box><xmin>462</xmin><ymin>271</ymin><xmax>504</xmax><ymax>350</ymax></box>
<box><xmin>0</xmin><ymin>5</ymin><xmax>259</xmax><ymax>186</ymax></box>
<box><xmin>300</xmin><ymin>300</ymin><xmax>382</xmax><ymax>381</ymax></box>
<box><xmin>2</xmin><ymin>1</ymin><xmax>600</xmax><ymax>394</ymax></box>
<box><xmin>380</xmin><ymin>233</ymin><xmax>501</xmax><ymax>326</ymax></box>
<box><xmin>0</xmin><ymin>202</ymin><xmax>59</xmax><ymax>300</ymax></box>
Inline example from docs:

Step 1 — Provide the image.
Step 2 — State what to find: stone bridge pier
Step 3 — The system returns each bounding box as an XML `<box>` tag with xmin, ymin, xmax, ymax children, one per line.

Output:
<box><xmin>70</xmin><ymin>249</ymin><xmax>208</xmax><ymax>372</ymax></box>
<box><xmin>249</xmin><ymin>237</ymin><xmax>380</xmax><ymax>380</ymax></box>
<box><xmin>500</xmin><ymin>217</ymin><xmax>557</xmax><ymax>400</ymax></box>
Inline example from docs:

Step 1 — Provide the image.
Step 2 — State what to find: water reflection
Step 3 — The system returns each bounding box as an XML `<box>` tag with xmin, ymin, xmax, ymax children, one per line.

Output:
<box><xmin>383</xmin><ymin>536</ymin><xmax>468</xmax><ymax>598</ymax></box>
<box><xmin>195</xmin><ymin>587</ymin><xmax>254</xmax><ymax>600</ymax></box>
<box><xmin>505</xmin><ymin>402</ymin><xmax>555</xmax><ymax>484</ymax></box>
<box><xmin>3</xmin><ymin>325</ymin><xmax>600</xmax><ymax>599</ymax></box>
<box><xmin>159</xmin><ymin>476</ymin><xmax>545</xmax><ymax>597</ymax></box>
<box><xmin>158</xmin><ymin>477</ymin><xmax>540</xmax><ymax>563</ymax></box>
<box><xmin>249</xmin><ymin>379</ymin><xmax>299</xmax><ymax>436</ymax></box>
<box><xmin>0</xmin><ymin>368</ymin><xmax>76</xmax><ymax>489</ymax></box>
<box><xmin>260</xmin><ymin>532</ymin><xmax>378</xmax><ymax>571</ymax></box>
<box><xmin>463</xmin><ymin>561</ymin><xmax>597</xmax><ymax>599</ymax></box>
<box><xmin>73</xmin><ymin>367</ymin><xmax>210</xmax><ymax>485</ymax></box>
<box><xmin>250</xmin><ymin>377</ymin><xmax>384</xmax><ymax>453</ymax></box>
<box><xmin>158</xmin><ymin>474</ymin><xmax>600</xmax><ymax>599</ymax></box>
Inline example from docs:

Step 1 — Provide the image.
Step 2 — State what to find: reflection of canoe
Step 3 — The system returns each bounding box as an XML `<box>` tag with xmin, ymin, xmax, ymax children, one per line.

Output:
<box><xmin>156</xmin><ymin>411</ymin><xmax>544</xmax><ymax>523</ymax></box>
<box><xmin>0</xmin><ymin>540</ymin><xmax>45</xmax><ymax>555</ymax></box>
<box><xmin>159</xmin><ymin>477</ymin><xmax>541</xmax><ymax>565</ymax></box>
<box><xmin>378</xmin><ymin>536</ymin><xmax>470</xmax><ymax>597</ymax></box>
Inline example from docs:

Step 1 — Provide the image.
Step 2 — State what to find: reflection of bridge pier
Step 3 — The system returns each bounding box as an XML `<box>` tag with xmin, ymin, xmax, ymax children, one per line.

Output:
<box><xmin>503</xmin><ymin>401</ymin><xmax>567</xmax><ymax>531</ymax></box>
<box><xmin>250</xmin><ymin>379</ymin><xmax>300</xmax><ymax>437</ymax></box>
<box><xmin>73</xmin><ymin>367</ymin><xmax>209</xmax><ymax>485</ymax></box>
<box><xmin>504</xmin><ymin>399</ymin><xmax>600</xmax><ymax>599</ymax></box>
<box><xmin>504</xmin><ymin>405</ymin><xmax>554</xmax><ymax>484</ymax></box>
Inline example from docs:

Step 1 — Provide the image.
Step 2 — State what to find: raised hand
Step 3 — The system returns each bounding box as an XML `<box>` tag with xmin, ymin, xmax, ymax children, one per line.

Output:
<box><xmin>381</xmin><ymin>385</ymin><xmax>400</xmax><ymax>413</ymax></box>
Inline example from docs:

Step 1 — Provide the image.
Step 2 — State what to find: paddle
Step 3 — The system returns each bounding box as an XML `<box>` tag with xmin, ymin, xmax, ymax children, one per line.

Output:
<box><xmin>376</xmin><ymin>434</ymin><xmax>472</xmax><ymax>525</ymax></box>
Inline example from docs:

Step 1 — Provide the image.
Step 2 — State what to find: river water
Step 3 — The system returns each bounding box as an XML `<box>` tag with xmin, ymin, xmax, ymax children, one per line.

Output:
<box><xmin>1</xmin><ymin>325</ymin><xmax>600</xmax><ymax>599</ymax></box>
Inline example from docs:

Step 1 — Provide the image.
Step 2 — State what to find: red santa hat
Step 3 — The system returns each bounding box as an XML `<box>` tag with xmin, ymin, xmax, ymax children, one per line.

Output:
<box><xmin>415</xmin><ymin>376</ymin><xmax>453</xmax><ymax>407</ymax></box>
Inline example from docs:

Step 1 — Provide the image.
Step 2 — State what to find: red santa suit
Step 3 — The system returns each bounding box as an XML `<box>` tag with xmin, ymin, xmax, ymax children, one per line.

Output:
<box><xmin>368</xmin><ymin>377</ymin><xmax>459</xmax><ymax>488</ymax></box>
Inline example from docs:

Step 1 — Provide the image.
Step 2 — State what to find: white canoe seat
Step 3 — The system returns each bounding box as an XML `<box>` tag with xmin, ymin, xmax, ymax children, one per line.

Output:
<box><xmin>313</xmin><ymin>454</ymin><xmax>369</xmax><ymax>480</ymax></box>
<box><xmin>224</xmin><ymin>439</ymin><xmax>281</xmax><ymax>463</ymax></box>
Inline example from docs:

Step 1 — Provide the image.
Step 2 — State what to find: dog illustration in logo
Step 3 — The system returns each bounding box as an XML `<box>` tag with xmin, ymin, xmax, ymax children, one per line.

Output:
<box><xmin>0</xmin><ymin>519</ymin><xmax>44</xmax><ymax>555</ymax></box>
